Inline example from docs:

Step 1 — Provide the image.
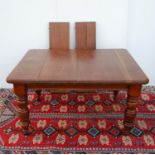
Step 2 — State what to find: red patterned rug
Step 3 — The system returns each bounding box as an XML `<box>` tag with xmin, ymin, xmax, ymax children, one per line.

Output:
<box><xmin>0</xmin><ymin>86</ymin><xmax>155</xmax><ymax>154</ymax></box>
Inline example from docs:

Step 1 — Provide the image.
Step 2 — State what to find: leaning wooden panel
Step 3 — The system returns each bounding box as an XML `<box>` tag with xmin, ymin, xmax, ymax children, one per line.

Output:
<box><xmin>86</xmin><ymin>22</ymin><xmax>96</xmax><ymax>49</ymax></box>
<box><xmin>75</xmin><ymin>23</ymin><xmax>87</xmax><ymax>49</ymax></box>
<box><xmin>49</xmin><ymin>22</ymin><xmax>70</xmax><ymax>49</ymax></box>
<box><xmin>75</xmin><ymin>22</ymin><xmax>96</xmax><ymax>49</ymax></box>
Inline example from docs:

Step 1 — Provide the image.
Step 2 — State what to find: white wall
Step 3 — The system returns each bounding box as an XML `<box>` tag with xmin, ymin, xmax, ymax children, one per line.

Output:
<box><xmin>127</xmin><ymin>0</ymin><xmax>155</xmax><ymax>85</ymax></box>
<box><xmin>0</xmin><ymin>0</ymin><xmax>154</xmax><ymax>87</ymax></box>
<box><xmin>0</xmin><ymin>0</ymin><xmax>57</xmax><ymax>87</ymax></box>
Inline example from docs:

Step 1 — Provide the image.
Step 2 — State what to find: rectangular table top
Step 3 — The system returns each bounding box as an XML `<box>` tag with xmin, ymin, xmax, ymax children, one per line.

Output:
<box><xmin>7</xmin><ymin>49</ymin><xmax>149</xmax><ymax>85</ymax></box>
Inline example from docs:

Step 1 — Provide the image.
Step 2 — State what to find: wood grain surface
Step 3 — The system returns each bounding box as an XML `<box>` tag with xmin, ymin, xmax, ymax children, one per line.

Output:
<box><xmin>7</xmin><ymin>49</ymin><xmax>149</xmax><ymax>84</ymax></box>
<box><xmin>49</xmin><ymin>22</ymin><xmax>70</xmax><ymax>49</ymax></box>
<box><xmin>75</xmin><ymin>22</ymin><xmax>96</xmax><ymax>49</ymax></box>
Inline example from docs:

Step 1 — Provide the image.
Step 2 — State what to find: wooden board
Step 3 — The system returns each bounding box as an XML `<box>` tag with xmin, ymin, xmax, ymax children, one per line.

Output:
<box><xmin>49</xmin><ymin>22</ymin><xmax>70</xmax><ymax>49</ymax></box>
<box><xmin>75</xmin><ymin>22</ymin><xmax>96</xmax><ymax>49</ymax></box>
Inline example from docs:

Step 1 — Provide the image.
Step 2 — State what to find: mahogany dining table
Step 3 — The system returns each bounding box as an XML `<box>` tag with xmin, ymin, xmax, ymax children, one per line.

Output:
<box><xmin>7</xmin><ymin>48</ymin><xmax>149</xmax><ymax>135</ymax></box>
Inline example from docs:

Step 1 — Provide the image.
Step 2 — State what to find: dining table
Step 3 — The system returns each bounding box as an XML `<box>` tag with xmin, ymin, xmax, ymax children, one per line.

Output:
<box><xmin>7</xmin><ymin>48</ymin><xmax>149</xmax><ymax>135</ymax></box>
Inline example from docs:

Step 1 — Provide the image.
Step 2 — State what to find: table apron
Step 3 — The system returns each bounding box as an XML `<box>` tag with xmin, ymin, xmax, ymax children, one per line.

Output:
<box><xmin>26</xmin><ymin>83</ymin><xmax>129</xmax><ymax>90</ymax></box>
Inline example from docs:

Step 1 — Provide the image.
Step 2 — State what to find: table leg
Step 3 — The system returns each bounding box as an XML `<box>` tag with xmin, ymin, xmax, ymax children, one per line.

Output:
<box><xmin>14</xmin><ymin>84</ymin><xmax>31</xmax><ymax>135</ymax></box>
<box><xmin>124</xmin><ymin>85</ymin><xmax>141</xmax><ymax>133</ymax></box>
<box><xmin>36</xmin><ymin>89</ymin><xmax>42</xmax><ymax>102</ymax></box>
<box><xmin>113</xmin><ymin>90</ymin><xmax>119</xmax><ymax>102</ymax></box>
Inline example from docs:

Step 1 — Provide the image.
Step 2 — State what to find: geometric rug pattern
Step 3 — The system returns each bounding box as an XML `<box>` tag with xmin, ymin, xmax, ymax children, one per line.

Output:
<box><xmin>0</xmin><ymin>86</ymin><xmax>155</xmax><ymax>153</ymax></box>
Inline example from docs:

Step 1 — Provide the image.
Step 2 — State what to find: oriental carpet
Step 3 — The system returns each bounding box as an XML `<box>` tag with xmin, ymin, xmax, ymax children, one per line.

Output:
<box><xmin>0</xmin><ymin>86</ymin><xmax>155</xmax><ymax>153</ymax></box>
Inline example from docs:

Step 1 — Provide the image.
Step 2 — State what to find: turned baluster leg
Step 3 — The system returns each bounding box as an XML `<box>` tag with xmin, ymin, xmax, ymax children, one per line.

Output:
<box><xmin>124</xmin><ymin>85</ymin><xmax>141</xmax><ymax>133</ymax></box>
<box><xmin>14</xmin><ymin>84</ymin><xmax>31</xmax><ymax>135</ymax></box>
<box><xmin>36</xmin><ymin>89</ymin><xmax>42</xmax><ymax>102</ymax></box>
<box><xmin>113</xmin><ymin>90</ymin><xmax>119</xmax><ymax>102</ymax></box>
